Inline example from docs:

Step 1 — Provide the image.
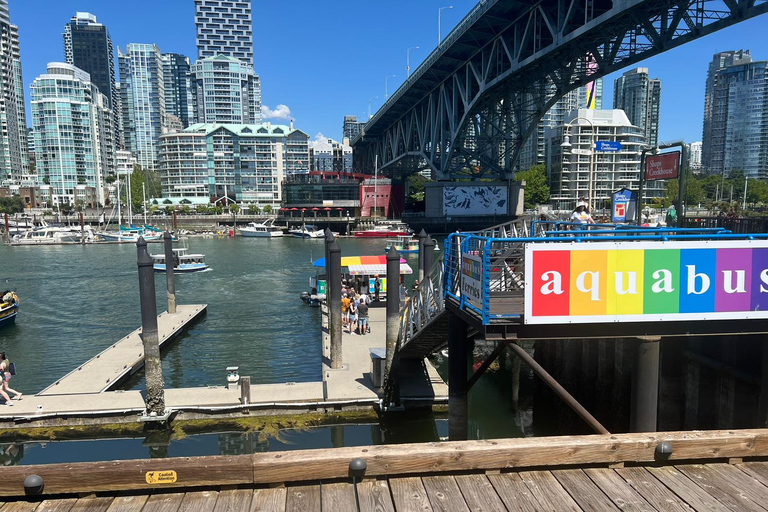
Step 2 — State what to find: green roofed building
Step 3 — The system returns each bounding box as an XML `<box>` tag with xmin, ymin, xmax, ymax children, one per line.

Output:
<box><xmin>158</xmin><ymin>123</ymin><xmax>309</xmax><ymax>209</ymax></box>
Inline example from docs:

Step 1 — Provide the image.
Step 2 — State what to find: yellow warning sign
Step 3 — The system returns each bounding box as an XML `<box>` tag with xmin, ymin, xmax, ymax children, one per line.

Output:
<box><xmin>145</xmin><ymin>470</ymin><xmax>178</xmax><ymax>484</ymax></box>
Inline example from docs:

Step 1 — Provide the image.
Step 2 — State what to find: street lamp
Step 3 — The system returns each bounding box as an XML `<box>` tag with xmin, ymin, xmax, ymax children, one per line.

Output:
<box><xmin>406</xmin><ymin>46</ymin><xmax>419</xmax><ymax>78</ymax></box>
<box><xmin>438</xmin><ymin>6</ymin><xmax>453</xmax><ymax>45</ymax></box>
<box><xmin>368</xmin><ymin>96</ymin><xmax>378</xmax><ymax>119</ymax></box>
<box><xmin>385</xmin><ymin>74</ymin><xmax>396</xmax><ymax>100</ymax></box>
<box><xmin>560</xmin><ymin>116</ymin><xmax>596</xmax><ymax>211</ymax></box>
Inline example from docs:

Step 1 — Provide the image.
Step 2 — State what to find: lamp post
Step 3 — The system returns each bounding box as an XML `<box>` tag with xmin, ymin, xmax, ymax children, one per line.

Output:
<box><xmin>368</xmin><ymin>96</ymin><xmax>378</xmax><ymax>119</ymax></box>
<box><xmin>636</xmin><ymin>141</ymin><xmax>687</xmax><ymax>225</ymax></box>
<box><xmin>385</xmin><ymin>74</ymin><xmax>396</xmax><ymax>100</ymax></box>
<box><xmin>406</xmin><ymin>46</ymin><xmax>419</xmax><ymax>78</ymax></box>
<box><xmin>438</xmin><ymin>6</ymin><xmax>453</xmax><ymax>45</ymax></box>
<box><xmin>560</xmin><ymin>116</ymin><xmax>595</xmax><ymax>211</ymax></box>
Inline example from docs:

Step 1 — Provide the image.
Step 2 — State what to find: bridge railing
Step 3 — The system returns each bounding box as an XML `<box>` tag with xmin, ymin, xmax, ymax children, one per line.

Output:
<box><xmin>399</xmin><ymin>258</ymin><xmax>445</xmax><ymax>348</ymax></box>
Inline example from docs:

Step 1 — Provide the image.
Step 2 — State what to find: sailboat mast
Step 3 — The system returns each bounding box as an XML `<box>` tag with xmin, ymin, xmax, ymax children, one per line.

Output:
<box><xmin>374</xmin><ymin>155</ymin><xmax>378</xmax><ymax>222</ymax></box>
<box><xmin>117</xmin><ymin>173</ymin><xmax>122</xmax><ymax>226</ymax></box>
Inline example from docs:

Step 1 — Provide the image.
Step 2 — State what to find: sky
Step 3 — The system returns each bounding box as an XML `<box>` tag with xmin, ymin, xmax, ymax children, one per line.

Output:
<box><xmin>8</xmin><ymin>0</ymin><xmax>768</xmax><ymax>146</ymax></box>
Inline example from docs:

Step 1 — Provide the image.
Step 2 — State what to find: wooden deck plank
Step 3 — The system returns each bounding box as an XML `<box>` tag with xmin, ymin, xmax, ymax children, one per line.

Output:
<box><xmin>487</xmin><ymin>473</ymin><xmax>543</xmax><ymax>512</ymax></box>
<box><xmin>583</xmin><ymin>468</ymin><xmax>656</xmax><ymax>512</ymax></box>
<box><xmin>454</xmin><ymin>475</ymin><xmax>506</xmax><ymax>512</ymax></box>
<box><xmin>68</xmin><ymin>498</ymin><xmax>114</xmax><ymax>512</ymax></box>
<box><xmin>34</xmin><ymin>499</ymin><xmax>78</xmax><ymax>512</ymax></box>
<box><xmin>285</xmin><ymin>486</ymin><xmax>320</xmax><ymax>512</ymax></box>
<box><xmin>705</xmin><ymin>463</ymin><xmax>768</xmax><ymax>501</ymax></box>
<box><xmin>250</xmin><ymin>489</ymin><xmax>286</xmax><ymax>512</ymax></box>
<box><xmin>356</xmin><ymin>480</ymin><xmax>395</xmax><ymax>512</ymax></box>
<box><xmin>738</xmin><ymin>462</ymin><xmax>768</xmax><ymax>487</ymax></box>
<box><xmin>104</xmin><ymin>496</ymin><xmax>149</xmax><ymax>512</ymax></box>
<box><xmin>676</xmin><ymin>464</ymin><xmax>768</xmax><ymax>512</ymax></box>
<box><xmin>422</xmin><ymin>476</ymin><xmax>469</xmax><ymax>512</ymax></box>
<box><xmin>388</xmin><ymin>477</ymin><xmax>433</xmax><ymax>512</ymax></box>
<box><xmin>615</xmin><ymin>467</ymin><xmax>694</xmax><ymax>512</ymax></box>
<box><xmin>518</xmin><ymin>470</ymin><xmax>581</xmax><ymax>512</ymax></box>
<box><xmin>177</xmin><ymin>491</ymin><xmax>219</xmax><ymax>512</ymax></box>
<box><xmin>321</xmin><ymin>482</ymin><xmax>357</xmax><ymax>512</ymax></box>
<box><xmin>645</xmin><ymin>466</ymin><xmax>730</xmax><ymax>512</ymax></box>
<box><xmin>0</xmin><ymin>503</ymin><xmax>39</xmax><ymax>512</ymax></box>
<box><xmin>552</xmin><ymin>469</ymin><xmax>620</xmax><ymax>512</ymax></box>
<box><xmin>142</xmin><ymin>493</ymin><xmax>185</xmax><ymax>512</ymax></box>
<box><xmin>214</xmin><ymin>489</ymin><xmax>253</xmax><ymax>512</ymax></box>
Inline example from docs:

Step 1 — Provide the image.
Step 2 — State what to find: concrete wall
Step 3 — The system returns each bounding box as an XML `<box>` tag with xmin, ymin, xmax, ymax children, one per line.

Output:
<box><xmin>424</xmin><ymin>181</ymin><xmax>524</xmax><ymax>219</ymax></box>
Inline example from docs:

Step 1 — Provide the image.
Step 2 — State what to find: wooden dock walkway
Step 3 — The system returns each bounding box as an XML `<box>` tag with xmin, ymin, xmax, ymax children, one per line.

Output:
<box><xmin>2</xmin><ymin>429</ymin><xmax>768</xmax><ymax>510</ymax></box>
<box><xmin>38</xmin><ymin>304</ymin><xmax>207</xmax><ymax>395</ymax></box>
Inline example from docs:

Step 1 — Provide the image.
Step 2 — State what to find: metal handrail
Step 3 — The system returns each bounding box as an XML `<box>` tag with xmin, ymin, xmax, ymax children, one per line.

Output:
<box><xmin>398</xmin><ymin>259</ymin><xmax>445</xmax><ymax>351</ymax></box>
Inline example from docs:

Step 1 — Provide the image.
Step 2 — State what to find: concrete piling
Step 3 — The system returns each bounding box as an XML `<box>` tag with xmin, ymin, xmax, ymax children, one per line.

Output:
<box><xmin>448</xmin><ymin>311</ymin><xmax>470</xmax><ymax>441</ymax></box>
<box><xmin>163</xmin><ymin>232</ymin><xmax>177</xmax><ymax>314</ymax></box>
<box><xmin>630</xmin><ymin>337</ymin><xmax>661</xmax><ymax>432</ymax></box>
<box><xmin>328</xmin><ymin>238</ymin><xmax>343</xmax><ymax>369</ymax></box>
<box><xmin>136</xmin><ymin>237</ymin><xmax>166</xmax><ymax>415</ymax></box>
<box><xmin>418</xmin><ymin>229</ymin><xmax>428</xmax><ymax>282</ymax></box>
<box><xmin>385</xmin><ymin>246</ymin><xmax>401</xmax><ymax>387</ymax></box>
<box><xmin>423</xmin><ymin>235</ymin><xmax>435</xmax><ymax>276</ymax></box>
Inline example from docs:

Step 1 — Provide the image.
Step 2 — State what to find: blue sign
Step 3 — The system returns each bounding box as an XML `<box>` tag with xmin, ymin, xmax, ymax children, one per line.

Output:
<box><xmin>595</xmin><ymin>141</ymin><xmax>623</xmax><ymax>152</ymax></box>
<box><xmin>611</xmin><ymin>187</ymin><xmax>637</xmax><ymax>223</ymax></box>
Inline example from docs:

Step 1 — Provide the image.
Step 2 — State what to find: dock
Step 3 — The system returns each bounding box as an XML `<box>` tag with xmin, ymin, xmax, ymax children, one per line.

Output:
<box><xmin>38</xmin><ymin>304</ymin><xmax>208</xmax><ymax>395</ymax></box>
<box><xmin>1</xmin><ymin>428</ymin><xmax>768</xmax><ymax>510</ymax></box>
<box><xmin>0</xmin><ymin>301</ymin><xmax>446</xmax><ymax>428</ymax></box>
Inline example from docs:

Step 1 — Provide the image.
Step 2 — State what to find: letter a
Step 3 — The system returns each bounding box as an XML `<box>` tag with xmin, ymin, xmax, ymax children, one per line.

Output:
<box><xmin>540</xmin><ymin>271</ymin><xmax>563</xmax><ymax>295</ymax></box>
<box><xmin>576</xmin><ymin>271</ymin><xmax>600</xmax><ymax>301</ymax></box>
<box><xmin>614</xmin><ymin>272</ymin><xmax>638</xmax><ymax>295</ymax></box>
<box><xmin>686</xmin><ymin>265</ymin><xmax>710</xmax><ymax>295</ymax></box>
<box><xmin>722</xmin><ymin>270</ymin><xmax>746</xmax><ymax>294</ymax></box>
<box><xmin>651</xmin><ymin>269</ymin><xmax>674</xmax><ymax>293</ymax></box>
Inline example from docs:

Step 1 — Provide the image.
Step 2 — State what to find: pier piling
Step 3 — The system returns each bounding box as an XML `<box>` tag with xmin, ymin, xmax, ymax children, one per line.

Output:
<box><xmin>418</xmin><ymin>229</ymin><xmax>428</xmax><ymax>282</ymax></box>
<box><xmin>328</xmin><ymin>238</ymin><xmax>343</xmax><ymax>369</ymax></box>
<box><xmin>448</xmin><ymin>311</ymin><xmax>470</xmax><ymax>441</ymax></box>
<box><xmin>137</xmin><ymin>237</ymin><xmax>166</xmax><ymax>415</ymax></box>
<box><xmin>79</xmin><ymin>212</ymin><xmax>85</xmax><ymax>244</ymax></box>
<box><xmin>423</xmin><ymin>235</ymin><xmax>435</xmax><ymax>275</ymax></box>
<box><xmin>631</xmin><ymin>337</ymin><xmax>661</xmax><ymax>432</ymax></box>
<box><xmin>163</xmin><ymin>231</ymin><xmax>177</xmax><ymax>314</ymax></box>
<box><xmin>385</xmin><ymin>246</ymin><xmax>401</xmax><ymax>395</ymax></box>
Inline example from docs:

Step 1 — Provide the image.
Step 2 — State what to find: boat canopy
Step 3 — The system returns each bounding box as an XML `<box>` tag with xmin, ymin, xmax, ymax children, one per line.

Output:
<box><xmin>312</xmin><ymin>255</ymin><xmax>413</xmax><ymax>275</ymax></box>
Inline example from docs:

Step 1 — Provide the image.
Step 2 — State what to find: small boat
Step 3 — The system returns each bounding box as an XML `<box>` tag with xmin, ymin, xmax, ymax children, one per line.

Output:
<box><xmin>385</xmin><ymin>236</ymin><xmax>420</xmax><ymax>253</ymax></box>
<box><xmin>10</xmin><ymin>225</ymin><xmax>94</xmax><ymax>245</ymax></box>
<box><xmin>0</xmin><ymin>291</ymin><xmax>19</xmax><ymax>327</ymax></box>
<box><xmin>151</xmin><ymin>247</ymin><xmax>209</xmax><ymax>273</ymax></box>
<box><xmin>289</xmin><ymin>224</ymin><xmax>325</xmax><ymax>239</ymax></box>
<box><xmin>240</xmin><ymin>218</ymin><xmax>284</xmax><ymax>237</ymax></box>
<box><xmin>353</xmin><ymin>221</ymin><xmax>411</xmax><ymax>238</ymax></box>
<box><xmin>96</xmin><ymin>225</ymin><xmax>163</xmax><ymax>243</ymax></box>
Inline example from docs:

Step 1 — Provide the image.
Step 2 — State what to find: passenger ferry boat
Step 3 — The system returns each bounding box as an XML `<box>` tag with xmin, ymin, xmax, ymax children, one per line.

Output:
<box><xmin>385</xmin><ymin>236</ymin><xmax>420</xmax><ymax>253</ymax></box>
<box><xmin>240</xmin><ymin>218</ymin><xmax>284</xmax><ymax>237</ymax></box>
<box><xmin>151</xmin><ymin>247</ymin><xmax>209</xmax><ymax>273</ymax></box>
<box><xmin>353</xmin><ymin>221</ymin><xmax>411</xmax><ymax>238</ymax></box>
<box><xmin>0</xmin><ymin>291</ymin><xmax>19</xmax><ymax>327</ymax></box>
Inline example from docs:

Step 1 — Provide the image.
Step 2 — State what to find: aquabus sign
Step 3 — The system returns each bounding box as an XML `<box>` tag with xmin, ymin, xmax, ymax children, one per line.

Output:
<box><xmin>524</xmin><ymin>241</ymin><xmax>768</xmax><ymax>324</ymax></box>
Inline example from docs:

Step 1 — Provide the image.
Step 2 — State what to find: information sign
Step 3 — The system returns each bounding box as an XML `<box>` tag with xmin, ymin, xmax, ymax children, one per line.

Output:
<box><xmin>611</xmin><ymin>188</ymin><xmax>637</xmax><ymax>223</ymax></box>
<box><xmin>461</xmin><ymin>253</ymin><xmax>483</xmax><ymax>310</ymax></box>
<box><xmin>645</xmin><ymin>152</ymin><xmax>680</xmax><ymax>181</ymax></box>
<box><xmin>595</xmin><ymin>141</ymin><xmax>623</xmax><ymax>152</ymax></box>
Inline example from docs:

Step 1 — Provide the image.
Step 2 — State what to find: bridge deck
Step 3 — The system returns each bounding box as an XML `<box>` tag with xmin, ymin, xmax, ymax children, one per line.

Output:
<box><xmin>3</xmin><ymin>461</ymin><xmax>768</xmax><ymax>510</ymax></box>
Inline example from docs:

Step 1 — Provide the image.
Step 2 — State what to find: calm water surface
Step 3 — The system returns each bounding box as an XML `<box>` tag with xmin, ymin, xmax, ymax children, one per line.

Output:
<box><xmin>0</xmin><ymin>235</ymin><xmax>532</xmax><ymax>465</ymax></box>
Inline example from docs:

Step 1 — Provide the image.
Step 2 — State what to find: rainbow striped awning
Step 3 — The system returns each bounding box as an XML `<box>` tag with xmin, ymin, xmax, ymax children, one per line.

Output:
<box><xmin>313</xmin><ymin>255</ymin><xmax>412</xmax><ymax>275</ymax></box>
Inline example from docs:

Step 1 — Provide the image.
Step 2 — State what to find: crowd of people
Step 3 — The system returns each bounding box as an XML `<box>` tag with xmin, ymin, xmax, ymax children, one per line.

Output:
<box><xmin>340</xmin><ymin>277</ymin><xmax>378</xmax><ymax>335</ymax></box>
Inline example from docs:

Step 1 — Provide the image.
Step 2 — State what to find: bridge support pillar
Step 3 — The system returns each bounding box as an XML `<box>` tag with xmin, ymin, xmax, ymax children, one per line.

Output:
<box><xmin>630</xmin><ymin>337</ymin><xmax>661</xmax><ymax>432</ymax></box>
<box><xmin>448</xmin><ymin>311</ymin><xmax>471</xmax><ymax>441</ymax></box>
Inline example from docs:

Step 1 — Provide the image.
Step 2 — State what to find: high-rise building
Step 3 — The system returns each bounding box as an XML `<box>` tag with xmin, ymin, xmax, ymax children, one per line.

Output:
<box><xmin>517</xmin><ymin>80</ymin><xmax>603</xmax><ymax>171</ymax></box>
<box><xmin>546</xmin><ymin>109</ymin><xmax>661</xmax><ymax>210</ymax></box>
<box><xmin>0</xmin><ymin>0</ymin><xmax>28</xmax><ymax>181</ymax></box>
<box><xmin>118</xmin><ymin>44</ymin><xmax>166</xmax><ymax>169</ymax></box>
<box><xmin>311</xmin><ymin>138</ymin><xmax>353</xmax><ymax>173</ymax></box>
<box><xmin>161</xmin><ymin>53</ymin><xmax>192</xmax><ymax>128</ymax></box>
<box><xmin>707</xmin><ymin>59</ymin><xmax>768</xmax><ymax>179</ymax></box>
<box><xmin>702</xmin><ymin>50</ymin><xmax>752</xmax><ymax>173</ymax></box>
<box><xmin>194</xmin><ymin>0</ymin><xmax>253</xmax><ymax>65</ymax></box>
<box><xmin>189</xmin><ymin>55</ymin><xmax>261</xmax><ymax>124</ymax></box>
<box><xmin>343</xmin><ymin>116</ymin><xmax>365</xmax><ymax>144</ymax></box>
<box><xmin>613</xmin><ymin>68</ymin><xmax>661</xmax><ymax>148</ymax></box>
<box><xmin>158</xmin><ymin>122</ymin><xmax>309</xmax><ymax>208</ymax></box>
<box><xmin>689</xmin><ymin>142</ymin><xmax>703</xmax><ymax>172</ymax></box>
<box><xmin>31</xmin><ymin>63</ymin><xmax>115</xmax><ymax>207</ymax></box>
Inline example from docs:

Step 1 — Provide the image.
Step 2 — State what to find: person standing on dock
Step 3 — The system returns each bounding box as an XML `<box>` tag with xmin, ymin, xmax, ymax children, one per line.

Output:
<box><xmin>348</xmin><ymin>296</ymin><xmax>358</xmax><ymax>334</ymax></box>
<box><xmin>374</xmin><ymin>275</ymin><xmax>381</xmax><ymax>302</ymax></box>
<box><xmin>357</xmin><ymin>298</ymin><xmax>370</xmax><ymax>335</ymax></box>
<box><xmin>0</xmin><ymin>353</ymin><xmax>21</xmax><ymax>403</ymax></box>
<box><xmin>341</xmin><ymin>293</ymin><xmax>351</xmax><ymax>330</ymax></box>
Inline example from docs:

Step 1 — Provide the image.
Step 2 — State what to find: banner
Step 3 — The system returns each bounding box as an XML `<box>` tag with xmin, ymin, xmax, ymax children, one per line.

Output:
<box><xmin>461</xmin><ymin>253</ymin><xmax>483</xmax><ymax>310</ymax></box>
<box><xmin>645</xmin><ymin>152</ymin><xmax>680</xmax><ymax>181</ymax></box>
<box><xmin>611</xmin><ymin>188</ymin><xmax>637</xmax><ymax>223</ymax></box>
<box><xmin>524</xmin><ymin>241</ymin><xmax>768</xmax><ymax>324</ymax></box>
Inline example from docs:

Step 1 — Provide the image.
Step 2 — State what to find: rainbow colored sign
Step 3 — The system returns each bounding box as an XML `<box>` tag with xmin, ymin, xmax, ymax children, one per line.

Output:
<box><xmin>523</xmin><ymin>241</ymin><xmax>768</xmax><ymax>324</ymax></box>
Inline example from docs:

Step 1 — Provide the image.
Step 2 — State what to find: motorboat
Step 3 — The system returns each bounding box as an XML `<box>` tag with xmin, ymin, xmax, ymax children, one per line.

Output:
<box><xmin>10</xmin><ymin>225</ymin><xmax>94</xmax><ymax>245</ymax></box>
<box><xmin>385</xmin><ymin>236</ymin><xmax>420</xmax><ymax>253</ymax></box>
<box><xmin>0</xmin><ymin>291</ymin><xmax>18</xmax><ymax>327</ymax></box>
<box><xmin>151</xmin><ymin>247</ymin><xmax>209</xmax><ymax>273</ymax></box>
<box><xmin>353</xmin><ymin>221</ymin><xmax>411</xmax><ymax>238</ymax></box>
<box><xmin>240</xmin><ymin>218</ymin><xmax>284</xmax><ymax>237</ymax></box>
<box><xmin>289</xmin><ymin>224</ymin><xmax>325</xmax><ymax>239</ymax></box>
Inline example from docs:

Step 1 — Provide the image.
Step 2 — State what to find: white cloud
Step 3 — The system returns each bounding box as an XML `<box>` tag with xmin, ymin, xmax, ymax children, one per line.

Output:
<box><xmin>310</xmin><ymin>132</ymin><xmax>328</xmax><ymax>148</ymax></box>
<box><xmin>262</xmin><ymin>104</ymin><xmax>292</xmax><ymax>120</ymax></box>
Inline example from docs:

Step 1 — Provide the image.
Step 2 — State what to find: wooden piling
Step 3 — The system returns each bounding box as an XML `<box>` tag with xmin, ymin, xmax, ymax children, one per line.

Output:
<box><xmin>137</xmin><ymin>237</ymin><xmax>166</xmax><ymax>415</ymax></box>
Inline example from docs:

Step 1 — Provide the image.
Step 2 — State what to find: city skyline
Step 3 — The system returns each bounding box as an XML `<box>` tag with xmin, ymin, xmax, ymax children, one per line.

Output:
<box><xmin>8</xmin><ymin>0</ymin><xmax>768</xmax><ymax>150</ymax></box>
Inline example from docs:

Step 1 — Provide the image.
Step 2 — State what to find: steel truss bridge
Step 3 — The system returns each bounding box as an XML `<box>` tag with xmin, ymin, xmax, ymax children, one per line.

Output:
<box><xmin>352</xmin><ymin>0</ymin><xmax>767</xmax><ymax>180</ymax></box>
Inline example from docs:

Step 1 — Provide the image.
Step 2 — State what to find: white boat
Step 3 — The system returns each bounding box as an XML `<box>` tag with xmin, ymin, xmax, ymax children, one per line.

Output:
<box><xmin>95</xmin><ymin>226</ymin><xmax>163</xmax><ymax>243</ymax></box>
<box><xmin>240</xmin><ymin>218</ymin><xmax>284</xmax><ymax>237</ymax></box>
<box><xmin>151</xmin><ymin>247</ymin><xmax>209</xmax><ymax>273</ymax></box>
<box><xmin>10</xmin><ymin>226</ymin><xmax>94</xmax><ymax>245</ymax></box>
<box><xmin>0</xmin><ymin>291</ymin><xmax>19</xmax><ymax>327</ymax></box>
<box><xmin>288</xmin><ymin>224</ymin><xmax>325</xmax><ymax>239</ymax></box>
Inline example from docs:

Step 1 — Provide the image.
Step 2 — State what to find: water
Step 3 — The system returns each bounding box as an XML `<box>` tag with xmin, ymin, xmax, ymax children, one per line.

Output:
<box><xmin>0</xmin><ymin>236</ymin><xmax>533</xmax><ymax>465</ymax></box>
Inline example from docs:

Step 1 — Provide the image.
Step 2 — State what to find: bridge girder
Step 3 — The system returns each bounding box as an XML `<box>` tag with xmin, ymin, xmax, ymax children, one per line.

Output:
<box><xmin>353</xmin><ymin>0</ymin><xmax>767</xmax><ymax>180</ymax></box>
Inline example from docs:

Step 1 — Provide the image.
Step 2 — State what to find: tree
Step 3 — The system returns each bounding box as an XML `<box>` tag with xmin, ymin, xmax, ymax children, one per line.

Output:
<box><xmin>262</xmin><ymin>204</ymin><xmax>272</xmax><ymax>214</ymax></box>
<box><xmin>77</xmin><ymin>176</ymin><xmax>86</xmax><ymax>185</ymax></box>
<box><xmin>105</xmin><ymin>175</ymin><xmax>116</xmax><ymax>184</ymax></box>
<box><xmin>180</xmin><ymin>205</ymin><xmax>192</xmax><ymax>215</ymax></box>
<box><xmin>196</xmin><ymin>204</ymin><xmax>210</xmax><ymax>214</ymax></box>
<box><xmin>229</xmin><ymin>203</ymin><xmax>240</xmax><ymax>215</ymax></box>
<box><xmin>0</xmin><ymin>196</ymin><xmax>25</xmax><ymax>214</ymax></box>
<box><xmin>665</xmin><ymin>169</ymin><xmax>704</xmax><ymax>207</ymax></box>
<box><xmin>213</xmin><ymin>205</ymin><xmax>223</xmax><ymax>215</ymax></box>
<box><xmin>42</xmin><ymin>176</ymin><xmax>50</xmax><ymax>185</ymax></box>
<box><xmin>515</xmin><ymin>165</ymin><xmax>549</xmax><ymax>209</ymax></box>
<box><xmin>247</xmin><ymin>205</ymin><xmax>260</xmax><ymax>215</ymax></box>
<box><xmin>75</xmin><ymin>199</ymin><xmax>86</xmax><ymax>212</ymax></box>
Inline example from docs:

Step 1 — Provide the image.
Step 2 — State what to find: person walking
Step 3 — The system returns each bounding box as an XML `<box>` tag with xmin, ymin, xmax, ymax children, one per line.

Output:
<box><xmin>665</xmin><ymin>205</ymin><xmax>678</xmax><ymax>227</ymax></box>
<box><xmin>357</xmin><ymin>298</ymin><xmax>370</xmax><ymax>335</ymax></box>
<box><xmin>570</xmin><ymin>204</ymin><xmax>595</xmax><ymax>225</ymax></box>
<box><xmin>0</xmin><ymin>352</ymin><xmax>21</xmax><ymax>404</ymax></box>
<box><xmin>348</xmin><ymin>296</ymin><xmax>358</xmax><ymax>334</ymax></box>
<box><xmin>341</xmin><ymin>293</ymin><xmax>351</xmax><ymax>330</ymax></box>
<box><xmin>373</xmin><ymin>275</ymin><xmax>381</xmax><ymax>302</ymax></box>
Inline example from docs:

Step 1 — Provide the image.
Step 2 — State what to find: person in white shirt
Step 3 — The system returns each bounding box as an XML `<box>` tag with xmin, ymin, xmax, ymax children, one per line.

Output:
<box><xmin>570</xmin><ymin>205</ymin><xmax>595</xmax><ymax>225</ymax></box>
